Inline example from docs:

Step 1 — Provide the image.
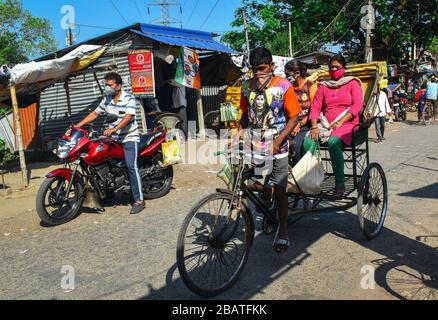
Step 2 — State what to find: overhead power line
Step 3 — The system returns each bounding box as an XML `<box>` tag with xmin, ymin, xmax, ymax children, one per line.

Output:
<box><xmin>75</xmin><ymin>23</ymin><xmax>117</xmax><ymax>30</ymax></box>
<box><xmin>292</xmin><ymin>0</ymin><xmax>365</xmax><ymax>56</ymax></box>
<box><xmin>186</xmin><ymin>0</ymin><xmax>200</xmax><ymax>27</ymax></box>
<box><xmin>200</xmin><ymin>0</ymin><xmax>220</xmax><ymax>30</ymax></box>
<box><xmin>109</xmin><ymin>0</ymin><xmax>130</xmax><ymax>24</ymax></box>
<box><xmin>134</xmin><ymin>0</ymin><xmax>146</xmax><ymax>22</ymax></box>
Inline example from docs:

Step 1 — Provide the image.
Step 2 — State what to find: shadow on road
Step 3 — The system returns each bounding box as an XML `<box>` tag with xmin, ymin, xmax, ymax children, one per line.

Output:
<box><xmin>398</xmin><ymin>183</ymin><xmax>438</xmax><ymax>200</ymax></box>
<box><xmin>138</xmin><ymin>209</ymin><xmax>437</xmax><ymax>300</ymax></box>
<box><xmin>400</xmin><ymin>163</ymin><xmax>438</xmax><ymax>173</ymax></box>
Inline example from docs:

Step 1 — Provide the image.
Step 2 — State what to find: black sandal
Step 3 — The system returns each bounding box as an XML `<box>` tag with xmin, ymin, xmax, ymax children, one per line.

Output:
<box><xmin>272</xmin><ymin>225</ymin><xmax>290</xmax><ymax>253</ymax></box>
<box><xmin>274</xmin><ymin>238</ymin><xmax>290</xmax><ymax>253</ymax></box>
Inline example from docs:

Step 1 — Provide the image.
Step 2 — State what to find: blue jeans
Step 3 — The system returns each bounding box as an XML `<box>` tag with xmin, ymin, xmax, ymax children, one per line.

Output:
<box><xmin>123</xmin><ymin>142</ymin><xmax>144</xmax><ymax>202</ymax></box>
<box><xmin>375</xmin><ymin>116</ymin><xmax>385</xmax><ymax>139</ymax></box>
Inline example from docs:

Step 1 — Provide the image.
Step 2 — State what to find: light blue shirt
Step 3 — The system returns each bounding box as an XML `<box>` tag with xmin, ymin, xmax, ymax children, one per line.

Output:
<box><xmin>95</xmin><ymin>90</ymin><xmax>140</xmax><ymax>143</ymax></box>
<box><xmin>426</xmin><ymin>82</ymin><xmax>438</xmax><ymax>100</ymax></box>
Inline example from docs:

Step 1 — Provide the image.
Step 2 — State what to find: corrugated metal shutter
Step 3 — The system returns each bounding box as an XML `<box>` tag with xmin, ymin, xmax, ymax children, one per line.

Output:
<box><xmin>39</xmin><ymin>54</ymin><xmax>145</xmax><ymax>150</ymax></box>
<box><xmin>0</xmin><ymin>113</ymin><xmax>16</xmax><ymax>152</ymax></box>
<box><xmin>186</xmin><ymin>86</ymin><xmax>226</xmax><ymax>121</ymax></box>
<box><xmin>17</xmin><ymin>103</ymin><xmax>41</xmax><ymax>150</ymax></box>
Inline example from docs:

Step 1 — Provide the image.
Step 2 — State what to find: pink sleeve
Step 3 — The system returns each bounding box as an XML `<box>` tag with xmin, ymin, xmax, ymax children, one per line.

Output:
<box><xmin>309</xmin><ymin>85</ymin><xmax>324</xmax><ymax>120</ymax></box>
<box><xmin>348</xmin><ymin>80</ymin><xmax>364</xmax><ymax>117</ymax></box>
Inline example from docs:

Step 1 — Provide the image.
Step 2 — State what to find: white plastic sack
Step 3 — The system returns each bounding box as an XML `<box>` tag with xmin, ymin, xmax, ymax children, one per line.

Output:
<box><xmin>9</xmin><ymin>45</ymin><xmax>103</xmax><ymax>85</ymax></box>
<box><xmin>10</xmin><ymin>57</ymin><xmax>77</xmax><ymax>85</ymax></box>
<box><xmin>287</xmin><ymin>144</ymin><xmax>325</xmax><ymax>195</ymax></box>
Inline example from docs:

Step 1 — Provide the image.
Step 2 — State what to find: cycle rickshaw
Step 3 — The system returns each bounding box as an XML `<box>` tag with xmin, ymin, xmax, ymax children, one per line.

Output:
<box><xmin>176</xmin><ymin>63</ymin><xmax>389</xmax><ymax>297</ymax></box>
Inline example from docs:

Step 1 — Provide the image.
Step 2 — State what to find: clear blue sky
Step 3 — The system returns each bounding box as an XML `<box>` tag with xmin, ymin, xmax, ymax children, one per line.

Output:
<box><xmin>22</xmin><ymin>0</ymin><xmax>242</xmax><ymax>50</ymax></box>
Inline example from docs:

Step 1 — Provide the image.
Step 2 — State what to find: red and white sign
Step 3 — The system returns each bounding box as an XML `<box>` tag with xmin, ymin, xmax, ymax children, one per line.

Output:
<box><xmin>128</xmin><ymin>49</ymin><xmax>155</xmax><ymax>97</ymax></box>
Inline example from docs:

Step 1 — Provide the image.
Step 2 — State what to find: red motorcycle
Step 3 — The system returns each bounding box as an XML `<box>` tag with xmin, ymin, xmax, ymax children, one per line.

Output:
<box><xmin>36</xmin><ymin>115</ymin><xmax>174</xmax><ymax>226</ymax></box>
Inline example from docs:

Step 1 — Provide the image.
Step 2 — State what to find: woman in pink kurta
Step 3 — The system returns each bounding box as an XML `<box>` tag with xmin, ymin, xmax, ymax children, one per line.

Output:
<box><xmin>303</xmin><ymin>54</ymin><xmax>364</xmax><ymax>196</ymax></box>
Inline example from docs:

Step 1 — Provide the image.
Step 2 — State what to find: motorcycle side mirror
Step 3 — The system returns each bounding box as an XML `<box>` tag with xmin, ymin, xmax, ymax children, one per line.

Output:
<box><xmin>105</xmin><ymin>114</ymin><xmax>119</xmax><ymax>124</ymax></box>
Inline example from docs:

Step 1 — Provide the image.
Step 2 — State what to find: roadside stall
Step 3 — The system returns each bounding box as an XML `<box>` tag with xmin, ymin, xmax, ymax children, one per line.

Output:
<box><xmin>0</xmin><ymin>23</ymin><xmax>242</xmax><ymax>186</ymax></box>
<box><xmin>0</xmin><ymin>46</ymin><xmax>107</xmax><ymax>186</ymax></box>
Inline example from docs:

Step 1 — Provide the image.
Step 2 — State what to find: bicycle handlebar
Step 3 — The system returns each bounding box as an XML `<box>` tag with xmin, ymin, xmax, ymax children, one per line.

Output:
<box><xmin>214</xmin><ymin>141</ymin><xmax>244</xmax><ymax>157</ymax></box>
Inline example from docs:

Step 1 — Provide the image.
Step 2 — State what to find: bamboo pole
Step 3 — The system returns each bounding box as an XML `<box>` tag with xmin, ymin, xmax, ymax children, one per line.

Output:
<box><xmin>196</xmin><ymin>89</ymin><xmax>205</xmax><ymax>139</ymax></box>
<box><xmin>10</xmin><ymin>85</ymin><xmax>28</xmax><ymax>187</ymax></box>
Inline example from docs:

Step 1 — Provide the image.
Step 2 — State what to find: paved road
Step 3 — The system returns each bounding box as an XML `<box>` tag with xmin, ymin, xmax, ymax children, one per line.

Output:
<box><xmin>1</xmin><ymin>120</ymin><xmax>437</xmax><ymax>300</ymax></box>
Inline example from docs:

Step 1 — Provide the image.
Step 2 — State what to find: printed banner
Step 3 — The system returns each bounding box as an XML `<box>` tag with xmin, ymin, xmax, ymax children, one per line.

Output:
<box><xmin>226</xmin><ymin>86</ymin><xmax>242</xmax><ymax>108</ymax></box>
<box><xmin>175</xmin><ymin>47</ymin><xmax>201</xmax><ymax>90</ymax></box>
<box><xmin>273</xmin><ymin>55</ymin><xmax>293</xmax><ymax>78</ymax></box>
<box><xmin>128</xmin><ymin>49</ymin><xmax>155</xmax><ymax>97</ymax></box>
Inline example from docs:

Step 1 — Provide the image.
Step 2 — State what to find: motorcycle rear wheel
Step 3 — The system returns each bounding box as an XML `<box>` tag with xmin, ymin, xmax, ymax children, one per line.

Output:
<box><xmin>142</xmin><ymin>166</ymin><xmax>173</xmax><ymax>200</ymax></box>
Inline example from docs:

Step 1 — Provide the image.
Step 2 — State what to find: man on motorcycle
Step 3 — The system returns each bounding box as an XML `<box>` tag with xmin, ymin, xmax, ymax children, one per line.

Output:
<box><xmin>71</xmin><ymin>72</ymin><xmax>145</xmax><ymax>214</ymax></box>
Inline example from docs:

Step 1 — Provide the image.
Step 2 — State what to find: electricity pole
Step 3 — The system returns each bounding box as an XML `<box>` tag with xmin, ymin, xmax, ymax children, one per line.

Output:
<box><xmin>242</xmin><ymin>9</ymin><xmax>251</xmax><ymax>65</ymax></box>
<box><xmin>413</xmin><ymin>3</ymin><xmax>420</xmax><ymax>60</ymax></box>
<box><xmin>66</xmin><ymin>22</ymin><xmax>75</xmax><ymax>46</ymax></box>
<box><xmin>289</xmin><ymin>22</ymin><xmax>293</xmax><ymax>58</ymax></box>
<box><xmin>364</xmin><ymin>0</ymin><xmax>374</xmax><ymax>63</ymax></box>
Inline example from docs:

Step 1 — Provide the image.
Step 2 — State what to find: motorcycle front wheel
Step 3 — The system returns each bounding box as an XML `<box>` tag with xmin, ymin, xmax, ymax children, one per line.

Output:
<box><xmin>36</xmin><ymin>177</ymin><xmax>84</xmax><ymax>226</ymax></box>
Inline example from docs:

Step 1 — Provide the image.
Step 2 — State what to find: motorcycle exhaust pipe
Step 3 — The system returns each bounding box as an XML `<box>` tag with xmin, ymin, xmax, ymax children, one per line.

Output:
<box><xmin>83</xmin><ymin>189</ymin><xmax>105</xmax><ymax>212</ymax></box>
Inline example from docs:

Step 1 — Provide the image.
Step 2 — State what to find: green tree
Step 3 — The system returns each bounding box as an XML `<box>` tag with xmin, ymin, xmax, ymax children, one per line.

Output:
<box><xmin>223</xmin><ymin>0</ymin><xmax>438</xmax><ymax>64</ymax></box>
<box><xmin>428</xmin><ymin>37</ymin><xmax>438</xmax><ymax>54</ymax></box>
<box><xmin>0</xmin><ymin>0</ymin><xmax>57</xmax><ymax>65</ymax></box>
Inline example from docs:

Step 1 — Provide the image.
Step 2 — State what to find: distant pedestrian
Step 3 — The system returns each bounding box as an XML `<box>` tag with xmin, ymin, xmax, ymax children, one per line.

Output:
<box><xmin>407</xmin><ymin>79</ymin><xmax>414</xmax><ymax>101</ymax></box>
<box><xmin>416</xmin><ymin>84</ymin><xmax>428</xmax><ymax>125</ymax></box>
<box><xmin>374</xmin><ymin>88</ymin><xmax>392</xmax><ymax>143</ymax></box>
<box><xmin>426</xmin><ymin>77</ymin><xmax>438</xmax><ymax>122</ymax></box>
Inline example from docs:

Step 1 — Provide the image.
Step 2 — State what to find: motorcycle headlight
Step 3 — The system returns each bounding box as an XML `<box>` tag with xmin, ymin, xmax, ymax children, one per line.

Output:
<box><xmin>57</xmin><ymin>139</ymin><xmax>75</xmax><ymax>159</ymax></box>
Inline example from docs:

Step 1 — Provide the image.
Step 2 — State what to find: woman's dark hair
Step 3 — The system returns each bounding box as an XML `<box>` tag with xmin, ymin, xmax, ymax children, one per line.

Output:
<box><xmin>104</xmin><ymin>72</ymin><xmax>123</xmax><ymax>85</ymax></box>
<box><xmin>285</xmin><ymin>60</ymin><xmax>307</xmax><ymax>77</ymax></box>
<box><xmin>328</xmin><ymin>53</ymin><xmax>347</xmax><ymax>68</ymax></box>
<box><xmin>250</xmin><ymin>47</ymin><xmax>273</xmax><ymax>66</ymax></box>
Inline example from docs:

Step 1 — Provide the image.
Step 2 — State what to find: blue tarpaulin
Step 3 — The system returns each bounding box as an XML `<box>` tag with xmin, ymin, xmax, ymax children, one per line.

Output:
<box><xmin>387</xmin><ymin>83</ymin><xmax>401</xmax><ymax>92</ymax></box>
<box><xmin>130</xmin><ymin>23</ymin><xmax>237</xmax><ymax>54</ymax></box>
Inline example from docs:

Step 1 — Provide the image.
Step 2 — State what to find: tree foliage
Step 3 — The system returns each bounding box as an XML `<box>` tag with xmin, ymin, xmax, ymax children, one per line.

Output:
<box><xmin>0</xmin><ymin>0</ymin><xmax>57</xmax><ymax>65</ymax></box>
<box><xmin>429</xmin><ymin>37</ymin><xmax>438</xmax><ymax>54</ymax></box>
<box><xmin>222</xmin><ymin>0</ymin><xmax>438</xmax><ymax>64</ymax></box>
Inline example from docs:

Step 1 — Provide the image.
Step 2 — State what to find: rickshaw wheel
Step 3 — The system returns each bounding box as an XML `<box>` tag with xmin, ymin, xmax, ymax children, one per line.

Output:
<box><xmin>357</xmin><ymin>163</ymin><xmax>388</xmax><ymax>240</ymax></box>
<box><xmin>176</xmin><ymin>192</ymin><xmax>254</xmax><ymax>297</ymax></box>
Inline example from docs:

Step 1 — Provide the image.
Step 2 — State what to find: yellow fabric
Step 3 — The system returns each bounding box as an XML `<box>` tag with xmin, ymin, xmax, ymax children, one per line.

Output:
<box><xmin>309</xmin><ymin>83</ymin><xmax>318</xmax><ymax>103</ymax></box>
<box><xmin>71</xmin><ymin>47</ymin><xmax>107</xmax><ymax>72</ymax></box>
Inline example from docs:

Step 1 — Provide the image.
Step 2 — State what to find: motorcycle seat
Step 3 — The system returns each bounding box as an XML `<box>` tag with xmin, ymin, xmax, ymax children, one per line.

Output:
<box><xmin>139</xmin><ymin>128</ymin><xmax>166</xmax><ymax>151</ymax></box>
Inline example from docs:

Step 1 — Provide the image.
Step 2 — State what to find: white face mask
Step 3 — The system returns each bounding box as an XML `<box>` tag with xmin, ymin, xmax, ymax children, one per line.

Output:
<box><xmin>255</xmin><ymin>71</ymin><xmax>272</xmax><ymax>80</ymax></box>
<box><xmin>286</xmin><ymin>75</ymin><xmax>296</xmax><ymax>84</ymax></box>
<box><xmin>105</xmin><ymin>85</ymin><xmax>122</xmax><ymax>97</ymax></box>
<box><xmin>105</xmin><ymin>85</ymin><xmax>116</xmax><ymax>97</ymax></box>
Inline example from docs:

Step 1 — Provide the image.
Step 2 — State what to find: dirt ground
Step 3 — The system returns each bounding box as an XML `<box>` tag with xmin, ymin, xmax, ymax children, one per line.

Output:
<box><xmin>1</xmin><ymin>111</ymin><xmax>437</xmax><ymax>300</ymax></box>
